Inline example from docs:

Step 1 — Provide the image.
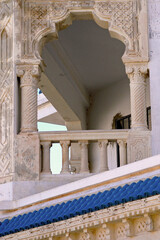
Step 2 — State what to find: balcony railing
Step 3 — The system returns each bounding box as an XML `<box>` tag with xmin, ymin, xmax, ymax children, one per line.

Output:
<box><xmin>39</xmin><ymin>130</ymin><xmax>129</xmax><ymax>175</ymax></box>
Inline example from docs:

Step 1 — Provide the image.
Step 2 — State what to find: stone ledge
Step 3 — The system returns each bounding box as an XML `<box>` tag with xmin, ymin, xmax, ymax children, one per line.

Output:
<box><xmin>0</xmin><ymin>155</ymin><xmax>160</xmax><ymax>214</ymax></box>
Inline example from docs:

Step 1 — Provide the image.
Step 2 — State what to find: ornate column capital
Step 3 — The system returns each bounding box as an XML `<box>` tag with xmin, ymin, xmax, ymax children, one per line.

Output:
<box><xmin>125</xmin><ymin>63</ymin><xmax>149</xmax><ymax>83</ymax></box>
<box><xmin>41</xmin><ymin>141</ymin><xmax>52</xmax><ymax>148</ymax></box>
<box><xmin>117</xmin><ymin>139</ymin><xmax>127</xmax><ymax>147</ymax></box>
<box><xmin>16</xmin><ymin>64</ymin><xmax>41</xmax><ymax>87</ymax></box>
<box><xmin>79</xmin><ymin>140</ymin><xmax>89</xmax><ymax>148</ymax></box>
<box><xmin>60</xmin><ymin>140</ymin><xmax>70</xmax><ymax>148</ymax></box>
<box><xmin>98</xmin><ymin>139</ymin><xmax>108</xmax><ymax>148</ymax></box>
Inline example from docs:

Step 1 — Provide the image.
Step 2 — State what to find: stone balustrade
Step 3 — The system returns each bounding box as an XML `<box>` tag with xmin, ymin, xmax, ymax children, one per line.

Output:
<box><xmin>39</xmin><ymin>130</ymin><xmax>129</xmax><ymax>174</ymax></box>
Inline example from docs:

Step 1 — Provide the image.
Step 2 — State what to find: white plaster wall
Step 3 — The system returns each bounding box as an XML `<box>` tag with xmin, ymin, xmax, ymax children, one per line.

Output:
<box><xmin>148</xmin><ymin>0</ymin><xmax>160</xmax><ymax>155</ymax></box>
<box><xmin>88</xmin><ymin>78</ymin><xmax>130</xmax><ymax>130</ymax></box>
<box><xmin>88</xmin><ymin>78</ymin><xmax>150</xmax><ymax>172</ymax></box>
<box><xmin>88</xmin><ymin>78</ymin><xmax>150</xmax><ymax>131</ymax></box>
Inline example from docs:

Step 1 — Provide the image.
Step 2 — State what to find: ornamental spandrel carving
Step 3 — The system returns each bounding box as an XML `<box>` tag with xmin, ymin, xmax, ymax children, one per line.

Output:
<box><xmin>0</xmin><ymin>1</ymin><xmax>12</xmax><ymax>83</ymax></box>
<box><xmin>0</xmin><ymin>88</ymin><xmax>12</xmax><ymax>178</ymax></box>
<box><xmin>21</xmin><ymin>0</ymin><xmax>147</xmax><ymax>61</ymax></box>
<box><xmin>0</xmin><ymin>1</ymin><xmax>13</xmax><ymax>179</ymax></box>
<box><xmin>94</xmin><ymin>1</ymin><xmax>135</xmax><ymax>48</ymax></box>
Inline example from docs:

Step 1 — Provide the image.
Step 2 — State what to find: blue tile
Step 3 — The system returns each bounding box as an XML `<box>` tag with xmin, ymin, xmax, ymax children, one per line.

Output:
<box><xmin>0</xmin><ymin>176</ymin><xmax>160</xmax><ymax>237</ymax></box>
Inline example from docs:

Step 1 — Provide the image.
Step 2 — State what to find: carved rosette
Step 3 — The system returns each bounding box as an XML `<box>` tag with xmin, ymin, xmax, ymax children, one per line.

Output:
<box><xmin>79</xmin><ymin>229</ymin><xmax>94</xmax><ymax>240</ymax></box>
<box><xmin>126</xmin><ymin>63</ymin><xmax>149</xmax><ymax>130</ymax></box>
<box><xmin>17</xmin><ymin>64</ymin><xmax>41</xmax><ymax>132</ymax></box>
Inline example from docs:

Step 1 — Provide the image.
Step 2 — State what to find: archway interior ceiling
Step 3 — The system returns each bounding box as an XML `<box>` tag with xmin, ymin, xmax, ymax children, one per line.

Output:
<box><xmin>42</xmin><ymin>20</ymin><xmax>127</xmax><ymax>95</ymax></box>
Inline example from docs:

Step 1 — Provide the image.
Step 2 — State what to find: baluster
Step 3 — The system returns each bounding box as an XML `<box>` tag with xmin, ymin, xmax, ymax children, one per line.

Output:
<box><xmin>98</xmin><ymin>140</ymin><xmax>108</xmax><ymax>172</ymax></box>
<box><xmin>41</xmin><ymin>141</ymin><xmax>52</xmax><ymax>174</ymax></box>
<box><xmin>117</xmin><ymin>139</ymin><xmax>127</xmax><ymax>166</ymax></box>
<box><xmin>60</xmin><ymin>141</ymin><xmax>70</xmax><ymax>174</ymax></box>
<box><xmin>79</xmin><ymin>140</ymin><xmax>89</xmax><ymax>173</ymax></box>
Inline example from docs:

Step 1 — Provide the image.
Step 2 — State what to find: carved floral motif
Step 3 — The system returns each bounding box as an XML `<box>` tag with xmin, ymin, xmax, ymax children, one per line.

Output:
<box><xmin>0</xmin><ymin>1</ymin><xmax>13</xmax><ymax>180</ymax></box>
<box><xmin>21</xmin><ymin>0</ymin><xmax>145</xmax><ymax>61</ymax></box>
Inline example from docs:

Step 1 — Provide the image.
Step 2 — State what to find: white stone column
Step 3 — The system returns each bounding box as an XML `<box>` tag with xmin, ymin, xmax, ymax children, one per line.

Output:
<box><xmin>98</xmin><ymin>140</ymin><xmax>108</xmax><ymax>172</ymax></box>
<box><xmin>17</xmin><ymin>65</ymin><xmax>41</xmax><ymax>132</ymax></box>
<box><xmin>117</xmin><ymin>139</ymin><xmax>127</xmax><ymax>166</ymax></box>
<box><xmin>60</xmin><ymin>140</ymin><xmax>70</xmax><ymax>174</ymax></box>
<box><xmin>41</xmin><ymin>141</ymin><xmax>52</xmax><ymax>174</ymax></box>
<box><xmin>126</xmin><ymin>64</ymin><xmax>148</xmax><ymax>131</ymax></box>
<box><xmin>79</xmin><ymin>140</ymin><xmax>89</xmax><ymax>173</ymax></box>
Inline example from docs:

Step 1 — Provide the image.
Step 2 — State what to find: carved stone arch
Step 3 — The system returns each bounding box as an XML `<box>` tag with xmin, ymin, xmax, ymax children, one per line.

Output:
<box><xmin>34</xmin><ymin>9</ymin><xmax>128</xmax><ymax>61</ymax></box>
<box><xmin>21</xmin><ymin>0</ymin><xmax>148</xmax><ymax>63</ymax></box>
<box><xmin>33</xmin><ymin>23</ymin><xmax>58</xmax><ymax>60</ymax></box>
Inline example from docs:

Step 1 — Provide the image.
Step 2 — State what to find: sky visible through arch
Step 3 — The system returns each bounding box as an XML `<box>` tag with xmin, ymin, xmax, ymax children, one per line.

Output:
<box><xmin>38</xmin><ymin>122</ymin><xmax>67</xmax><ymax>174</ymax></box>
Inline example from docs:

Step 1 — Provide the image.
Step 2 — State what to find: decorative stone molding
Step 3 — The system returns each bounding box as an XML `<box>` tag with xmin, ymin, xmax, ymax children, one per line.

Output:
<box><xmin>96</xmin><ymin>224</ymin><xmax>111</xmax><ymax>240</ymax></box>
<box><xmin>126</xmin><ymin>63</ymin><xmax>149</xmax><ymax>131</ymax></box>
<box><xmin>122</xmin><ymin>218</ymin><xmax>133</xmax><ymax>237</ymax></box>
<box><xmin>0</xmin><ymin>0</ymin><xmax>13</xmax><ymax>183</ymax></box>
<box><xmin>1</xmin><ymin>195</ymin><xmax>160</xmax><ymax>240</ymax></box>
<box><xmin>20</xmin><ymin>0</ymin><xmax>148</xmax><ymax>63</ymax></box>
<box><xmin>127</xmin><ymin>130</ymin><xmax>151</xmax><ymax>163</ymax></box>
<box><xmin>14</xmin><ymin>133</ymin><xmax>40</xmax><ymax>181</ymax></box>
<box><xmin>79</xmin><ymin>229</ymin><xmax>94</xmax><ymax>240</ymax></box>
<box><xmin>16</xmin><ymin>64</ymin><xmax>41</xmax><ymax>132</ymax></box>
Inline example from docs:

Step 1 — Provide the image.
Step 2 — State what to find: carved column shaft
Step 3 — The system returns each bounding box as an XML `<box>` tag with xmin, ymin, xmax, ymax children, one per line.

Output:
<box><xmin>17</xmin><ymin>65</ymin><xmax>41</xmax><ymax>132</ymax></box>
<box><xmin>79</xmin><ymin>141</ymin><xmax>89</xmax><ymax>173</ymax></box>
<box><xmin>41</xmin><ymin>141</ymin><xmax>52</xmax><ymax>174</ymax></box>
<box><xmin>126</xmin><ymin>64</ymin><xmax>148</xmax><ymax>130</ymax></box>
<box><xmin>98</xmin><ymin>140</ymin><xmax>108</xmax><ymax>172</ymax></box>
<box><xmin>60</xmin><ymin>141</ymin><xmax>70</xmax><ymax>174</ymax></box>
<box><xmin>117</xmin><ymin>140</ymin><xmax>127</xmax><ymax>166</ymax></box>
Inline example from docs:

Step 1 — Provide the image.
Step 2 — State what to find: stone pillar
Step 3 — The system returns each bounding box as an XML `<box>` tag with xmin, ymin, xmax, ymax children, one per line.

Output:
<box><xmin>98</xmin><ymin>140</ymin><xmax>108</xmax><ymax>172</ymax></box>
<box><xmin>79</xmin><ymin>141</ymin><xmax>89</xmax><ymax>173</ymax></box>
<box><xmin>117</xmin><ymin>140</ymin><xmax>127</xmax><ymax>166</ymax></box>
<box><xmin>126</xmin><ymin>63</ymin><xmax>148</xmax><ymax>131</ymax></box>
<box><xmin>17</xmin><ymin>65</ymin><xmax>41</xmax><ymax>132</ymax></box>
<box><xmin>60</xmin><ymin>141</ymin><xmax>70</xmax><ymax>174</ymax></box>
<box><xmin>41</xmin><ymin>141</ymin><xmax>52</xmax><ymax>174</ymax></box>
